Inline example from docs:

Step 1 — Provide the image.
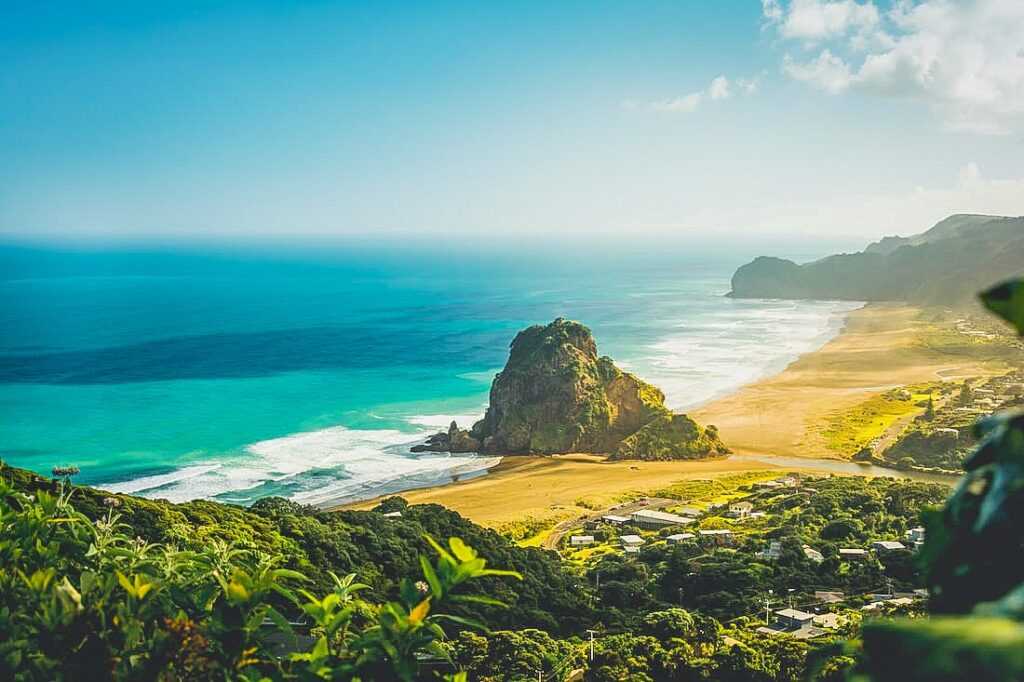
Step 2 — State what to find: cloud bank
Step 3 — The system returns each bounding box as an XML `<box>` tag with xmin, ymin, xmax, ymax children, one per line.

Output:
<box><xmin>765</xmin><ymin>0</ymin><xmax>1024</xmax><ymax>134</ymax></box>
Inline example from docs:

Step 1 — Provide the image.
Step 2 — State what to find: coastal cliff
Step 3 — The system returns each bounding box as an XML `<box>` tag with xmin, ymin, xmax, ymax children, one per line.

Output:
<box><xmin>419</xmin><ymin>318</ymin><xmax>726</xmax><ymax>459</ymax></box>
<box><xmin>729</xmin><ymin>214</ymin><xmax>1024</xmax><ymax>305</ymax></box>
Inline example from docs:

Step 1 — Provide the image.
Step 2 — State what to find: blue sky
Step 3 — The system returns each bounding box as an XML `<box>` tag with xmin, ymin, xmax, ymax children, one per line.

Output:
<box><xmin>2</xmin><ymin>0</ymin><xmax>1022</xmax><ymax>244</ymax></box>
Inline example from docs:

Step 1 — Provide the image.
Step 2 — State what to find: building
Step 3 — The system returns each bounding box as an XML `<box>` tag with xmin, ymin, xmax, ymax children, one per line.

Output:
<box><xmin>630</xmin><ymin>509</ymin><xmax>697</xmax><ymax>529</ymax></box>
<box><xmin>774</xmin><ymin>608</ymin><xmax>815</xmax><ymax>630</ymax></box>
<box><xmin>698</xmin><ymin>529</ymin><xmax>733</xmax><ymax>547</ymax></box>
<box><xmin>570</xmin><ymin>535</ymin><xmax>595</xmax><ymax>547</ymax></box>
<box><xmin>934</xmin><ymin>427</ymin><xmax>959</xmax><ymax>439</ymax></box>
<box><xmin>382</xmin><ymin>511</ymin><xmax>402</xmax><ymax>518</ymax></box>
<box><xmin>813</xmin><ymin>613</ymin><xmax>847</xmax><ymax>629</ymax></box>
<box><xmin>666</xmin><ymin>533</ymin><xmax>696</xmax><ymax>544</ymax></box>
<box><xmin>871</xmin><ymin>540</ymin><xmax>907</xmax><ymax>553</ymax></box>
<box><xmin>676</xmin><ymin>506</ymin><xmax>703</xmax><ymax>518</ymax></box>
<box><xmin>839</xmin><ymin>548</ymin><xmax>868</xmax><ymax>561</ymax></box>
<box><xmin>623</xmin><ymin>545</ymin><xmax>641</xmax><ymax>554</ymax></box>
<box><xmin>759</xmin><ymin>541</ymin><xmax>782</xmax><ymax>560</ymax></box>
<box><xmin>620</xmin><ymin>534</ymin><xmax>644</xmax><ymax>547</ymax></box>
<box><xmin>602</xmin><ymin>514</ymin><xmax>630</xmax><ymax>526</ymax></box>
<box><xmin>905</xmin><ymin>527</ymin><xmax>925</xmax><ymax>545</ymax></box>
<box><xmin>748</xmin><ymin>511</ymin><xmax>767</xmax><ymax>520</ymax></box>
<box><xmin>802</xmin><ymin>545</ymin><xmax>824</xmax><ymax>563</ymax></box>
<box><xmin>726</xmin><ymin>501</ymin><xmax>754</xmax><ymax>518</ymax></box>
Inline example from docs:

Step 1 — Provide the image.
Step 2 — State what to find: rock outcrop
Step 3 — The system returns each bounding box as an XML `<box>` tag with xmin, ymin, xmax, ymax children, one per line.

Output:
<box><xmin>415</xmin><ymin>318</ymin><xmax>726</xmax><ymax>459</ymax></box>
<box><xmin>411</xmin><ymin>421</ymin><xmax>480</xmax><ymax>453</ymax></box>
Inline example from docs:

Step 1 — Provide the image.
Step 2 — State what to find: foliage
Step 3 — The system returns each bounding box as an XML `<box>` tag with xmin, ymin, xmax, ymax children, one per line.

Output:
<box><xmin>0</xmin><ymin>472</ymin><xmax>521</xmax><ymax>681</ymax></box>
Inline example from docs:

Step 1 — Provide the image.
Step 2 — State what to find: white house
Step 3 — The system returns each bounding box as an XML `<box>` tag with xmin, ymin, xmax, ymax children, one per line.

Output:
<box><xmin>620</xmin><ymin>534</ymin><xmax>645</xmax><ymax>546</ymax></box>
<box><xmin>839</xmin><ymin>548</ymin><xmax>868</xmax><ymax>561</ymax></box>
<box><xmin>602</xmin><ymin>514</ymin><xmax>630</xmax><ymax>526</ymax></box>
<box><xmin>774</xmin><ymin>608</ymin><xmax>815</xmax><ymax>629</ymax></box>
<box><xmin>871</xmin><ymin>540</ymin><xmax>907</xmax><ymax>553</ymax></box>
<box><xmin>666</xmin><ymin>533</ymin><xmax>696</xmax><ymax>544</ymax></box>
<box><xmin>570</xmin><ymin>535</ymin><xmax>595</xmax><ymax>547</ymax></box>
<box><xmin>727</xmin><ymin>501</ymin><xmax>754</xmax><ymax>518</ymax></box>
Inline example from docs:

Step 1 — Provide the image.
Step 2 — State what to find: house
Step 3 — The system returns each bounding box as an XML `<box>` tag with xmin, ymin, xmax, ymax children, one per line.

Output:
<box><xmin>802</xmin><ymin>545</ymin><xmax>824</xmax><ymax>563</ymax></box>
<box><xmin>774</xmin><ymin>608</ymin><xmax>815</xmax><ymax>630</ymax></box>
<box><xmin>666</xmin><ymin>533</ymin><xmax>696</xmax><ymax>544</ymax></box>
<box><xmin>839</xmin><ymin>548</ymin><xmax>868</xmax><ymax>561</ymax></box>
<box><xmin>630</xmin><ymin>509</ymin><xmax>696</xmax><ymax>529</ymax></box>
<box><xmin>698</xmin><ymin>529</ymin><xmax>733</xmax><ymax>547</ymax></box>
<box><xmin>602</xmin><ymin>514</ymin><xmax>630</xmax><ymax>526</ymax></box>
<box><xmin>570</xmin><ymin>535</ymin><xmax>595</xmax><ymax>547</ymax></box>
<box><xmin>382</xmin><ymin>511</ymin><xmax>402</xmax><ymax>518</ymax></box>
<box><xmin>871</xmin><ymin>540</ymin><xmax>907</xmax><ymax>553</ymax></box>
<box><xmin>727</xmin><ymin>501</ymin><xmax>754</xmax><ymax>518</ymax></box>
<box><xmin>748</xmin><ymin>511</ymin><xmax>767</xmax><ymax>520</ymax></box>
<box><xmin>759</xmin><ymin>541</ymin><xmax>782</xmax><ymax>561</ymax></box>
<box><xmin>623</xmin><ymin>545</ymin><xmax>641</xmax><ymax>554</ymax></box>
<box><xmin>934</xmin><ymin>427</ymin><xmax>959</xmax><ymax>438</ymax></box>
<box><xmin>905</xmin><ymin>527</ymin><xmax>925</xmax><ymax>544</ymax></box>
<box><xmin>620</xmin><ymin>534</ymin><xmax>645</xmax><ymax>547</ymax></box>
<box><xmin>813</xmin><ymin>613</ymin><xmax>847</xmax><ymax>629</ymax></box>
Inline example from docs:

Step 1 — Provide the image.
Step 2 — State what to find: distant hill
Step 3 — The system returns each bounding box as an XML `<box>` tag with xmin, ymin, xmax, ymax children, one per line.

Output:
<box><xmin>729</xmin><ymin>214</ymin><xmax>1024</xmax><ymax>305</ymax></box>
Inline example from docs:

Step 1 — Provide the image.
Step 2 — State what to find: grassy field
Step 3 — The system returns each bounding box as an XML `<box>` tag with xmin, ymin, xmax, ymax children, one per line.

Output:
<box><xmin>822</xmin><ymin>385</ymin><xmax>936</xmax><ymax>455</ymax></box>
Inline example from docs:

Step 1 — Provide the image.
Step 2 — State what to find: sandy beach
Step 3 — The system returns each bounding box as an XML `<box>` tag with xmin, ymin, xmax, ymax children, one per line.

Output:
<box><xmin>691</xmin><ymin>303</ymin><xmax>1010</xmax><ymax>458</ymax></box>
<box><xmin>337</xmin><ymin>303</ymin><xmax>1010</xmax><ymax>527</ymax></box>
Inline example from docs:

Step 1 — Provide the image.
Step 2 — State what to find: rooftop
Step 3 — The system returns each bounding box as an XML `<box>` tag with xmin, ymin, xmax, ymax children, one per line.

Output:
<box><xmin>620</xmin><ymin>534</ymin><xmax>644</xmax><ymax>544</ymax></box>
<box><xmin>631</xmin><ymin>509</ymin><xmax>696</xmax><ymax>524</ymax></box>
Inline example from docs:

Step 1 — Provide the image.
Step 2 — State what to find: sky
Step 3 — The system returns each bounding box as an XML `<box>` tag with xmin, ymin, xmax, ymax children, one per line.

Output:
<box><xmin>2</xmin><ymin>0</ymin><xmax>1023</xmax><ymax>246</ymax></box>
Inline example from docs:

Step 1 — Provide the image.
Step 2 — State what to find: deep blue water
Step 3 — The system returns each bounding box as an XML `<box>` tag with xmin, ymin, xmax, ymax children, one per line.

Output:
<box><xmin>0</xmin><ymin>243</ymin><xmax>859</xmax><ymax>505</ymax></box>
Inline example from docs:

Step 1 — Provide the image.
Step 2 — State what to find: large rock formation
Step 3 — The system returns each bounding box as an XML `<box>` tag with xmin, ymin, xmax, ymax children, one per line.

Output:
<box><xmin>417</xmin><ymin>318</ymin><xmax>726</xmax><ymax>460</ymax></box>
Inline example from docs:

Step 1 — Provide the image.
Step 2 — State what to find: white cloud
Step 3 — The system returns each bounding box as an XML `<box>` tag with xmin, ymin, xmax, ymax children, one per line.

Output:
<box><xmin>709</xmin><ymin>75</ymin><xmax>731</xmax><ymax>100</ymax></box>
<box><xmin>650</xmin><ymin>92</ymin><xmax>703</xmax><ymax>113</ymax></box>
<box><xmin>783</xmin><ymin>49</ymin><xmax>853</xmax><ymax>93</ymax></box>
<box><xmin>774</xmin><ymin>0</ymin><xmax>881</xmax><ymax>42</ymax></box>
<box><xmin>639</xmin><ymin>74</ymin><xmax>757</xmax><ymax>114</ymax></box>
<box><xmin>767</xmin><ymin>0</ymin><xmax>1024</xmax><ymax>134</ymax></box>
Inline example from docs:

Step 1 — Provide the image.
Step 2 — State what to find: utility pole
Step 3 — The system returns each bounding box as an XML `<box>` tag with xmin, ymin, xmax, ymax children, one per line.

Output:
<box><xmin>586</xmin><ymin>629</ymin><xmax>598</xmax><ymax>661</ymax></box>
<box><xmin>764</xmin><ymin>589</ymin><xmax>774</xmax><ymax>625</ymax></box>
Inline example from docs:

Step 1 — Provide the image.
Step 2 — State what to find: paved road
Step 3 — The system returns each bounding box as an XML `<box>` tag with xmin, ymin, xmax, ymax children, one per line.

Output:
<box><xmin>541</xmin><ymin>497</ymin><xmax>679</xmax><ymax>550</ymax></box>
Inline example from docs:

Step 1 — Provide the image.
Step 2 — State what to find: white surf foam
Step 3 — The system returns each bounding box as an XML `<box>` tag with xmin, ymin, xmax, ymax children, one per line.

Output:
<box><xmin>106</xmin><ymin>423</ymin><xmax>500</xmax><ymax>506</ymax></box>
<box><xmin>634</xmin><ymin>299</ymin><xmax>863</xmax><ymax>411</ymax></box>
<box><xmin>404</xmin><ymin>412</ymin><xmax>484</xmax><ymax>430</ymax></box>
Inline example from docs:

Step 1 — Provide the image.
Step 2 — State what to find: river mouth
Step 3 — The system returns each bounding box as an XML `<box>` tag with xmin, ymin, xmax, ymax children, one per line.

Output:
<box><xmin>728</xmin><ymin>453</ymin><xmax>961</xmax><ymax>485</ymax></box>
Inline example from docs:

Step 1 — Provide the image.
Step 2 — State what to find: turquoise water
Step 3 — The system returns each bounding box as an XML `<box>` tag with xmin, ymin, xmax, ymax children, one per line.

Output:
<box><xmin>0</xmin><ymin>244</ymin><xmax>860</xmax><ymax>505</ymax></box>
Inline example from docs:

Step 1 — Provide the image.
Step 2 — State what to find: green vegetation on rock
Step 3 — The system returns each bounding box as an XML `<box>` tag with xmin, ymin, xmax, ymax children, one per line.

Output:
<box><xmin>466</xmin><ymin>318</ymin><xmax>726</xmax><ymax>459</ymax></box>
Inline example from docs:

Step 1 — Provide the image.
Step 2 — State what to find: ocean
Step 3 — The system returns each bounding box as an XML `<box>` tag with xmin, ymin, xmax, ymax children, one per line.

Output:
<box><xmin>0</xmin><ymin>242</ymin><xmax>861</xmax><ymax>506</ymax></box>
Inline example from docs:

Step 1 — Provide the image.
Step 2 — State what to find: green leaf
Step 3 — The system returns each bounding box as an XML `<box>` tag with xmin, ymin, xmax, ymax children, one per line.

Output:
<box><xmin>419</xmin><ymin>556</ymin><xmax>443</xmax><ymax>598</ymax></box>
<box><xmin>980</xmin><ymin>279</ymin><xmax>1024</xmax><ymax>335</ymax></box>
<box><xmin>448</xmin><ymin>537</ymin><xmax>476</xmax><ymax>563</ymax></box>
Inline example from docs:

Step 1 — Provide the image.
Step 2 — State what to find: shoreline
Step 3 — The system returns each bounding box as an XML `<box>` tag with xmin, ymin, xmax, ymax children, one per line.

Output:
<box><xmin>332</xmin><ymin>302</ymin><xmax>1007</xmax><ymax>527</ymax></box>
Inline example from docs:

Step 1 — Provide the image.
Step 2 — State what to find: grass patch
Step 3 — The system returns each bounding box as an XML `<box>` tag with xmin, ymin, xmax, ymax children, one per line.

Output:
<box><xmin>653</xmin><ymin>471</ymin><xmax>780</xmax><ymax>506</ymax></box>
<box><xmin>823</xmin><ymin>386</ymin><xmax>935</xmax><ymax>456</ymax></box>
